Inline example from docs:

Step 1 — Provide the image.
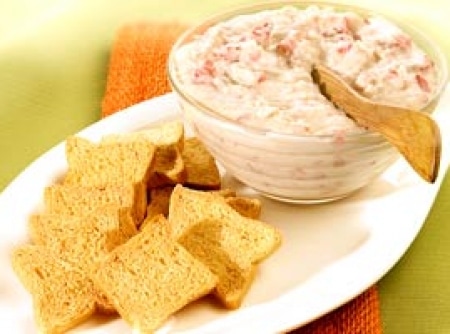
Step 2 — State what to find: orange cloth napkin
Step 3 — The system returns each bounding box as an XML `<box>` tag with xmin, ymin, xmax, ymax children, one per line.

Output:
<box><xmin>101</xmin><ymin>22</ymin><xmax>383</xmax><ymax>334</ymax></box>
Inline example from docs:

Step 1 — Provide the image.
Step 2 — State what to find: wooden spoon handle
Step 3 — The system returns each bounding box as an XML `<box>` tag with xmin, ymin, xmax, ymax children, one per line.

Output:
<box><xmin>358</xmin><ymin>104</ymin><xmax>441</xmax><ymax>183</ymax></box>
<box><xmin>312</xmin><ymin>65</ymin><xmax>441</xmax><ymax>183</ymax></box>
<box><xmin>336</xmin><ymin>97</ymin><xmax>441</xmax><ymax>183</ymax></box>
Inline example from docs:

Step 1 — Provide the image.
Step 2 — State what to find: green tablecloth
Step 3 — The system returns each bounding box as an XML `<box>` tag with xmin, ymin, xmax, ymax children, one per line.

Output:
<box><xmin>1</xmin><ymin>1</ymin><xmax>449</xmax><ymax>333</ymax></box>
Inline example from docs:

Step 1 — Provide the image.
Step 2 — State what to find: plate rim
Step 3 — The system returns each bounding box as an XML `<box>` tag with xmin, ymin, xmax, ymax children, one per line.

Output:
<box><xmin>0</xmin><ymin>92</ymin><xmax>448</xmax><ymax>334</ymax></box>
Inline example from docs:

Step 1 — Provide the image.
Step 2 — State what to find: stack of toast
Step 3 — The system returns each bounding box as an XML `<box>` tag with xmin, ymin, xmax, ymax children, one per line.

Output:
<box><xmin>11</xmin><ymin>120</ymin><xmax>282</xmax><ymax>333</ymax></box>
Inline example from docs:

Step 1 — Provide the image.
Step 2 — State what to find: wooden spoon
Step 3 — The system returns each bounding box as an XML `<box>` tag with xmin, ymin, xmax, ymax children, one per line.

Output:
<box><xmin>312</xmin><ymin>64</ymin><xmax>441</xmax><ymax>183</ymax></box>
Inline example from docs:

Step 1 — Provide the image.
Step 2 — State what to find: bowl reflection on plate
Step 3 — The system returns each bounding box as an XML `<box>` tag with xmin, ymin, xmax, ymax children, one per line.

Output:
<box><xmin>168</xmin><ymin>1</ymin><xmax>449</xmax><ymax>203</ymax></box>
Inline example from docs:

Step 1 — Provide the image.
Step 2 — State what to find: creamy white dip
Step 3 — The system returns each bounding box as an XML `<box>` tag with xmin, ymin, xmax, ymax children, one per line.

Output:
<box><xmin>173</xmin><ymin>5</ymin><xmax>438</xmax><ymax>136</ymax></box>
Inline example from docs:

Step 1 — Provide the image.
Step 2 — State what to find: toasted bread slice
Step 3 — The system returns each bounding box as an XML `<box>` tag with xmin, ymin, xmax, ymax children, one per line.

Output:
<box><xmin>182</xmin><ymin>137</ymin><xmax>221</xmax><ymax>190</ymax></box>
<box><xmin>226</xmin><ymin>197</ymin><xmax>262</xmax><ymax>219</ymax></box>
<box><xmin>101</xmin><ymin>121</ymin><xmax>186</xmax><ymax>188</ymax></box>
<box><xmin>43</xmin><ymin>183</ymin><xmax>146</xmax><ymax>226</ymax></box>
<box><xmin>169</xmin><ymin>185</ymin><xmax>281</xmax><ymax>263</ymax></box>
<box><xmin>11</xmin><ymin>245</ymin><xmax>96</xmax><ymax>334</ymax></box>
<box><xmin>64</xmin><ymin>136</ymin><xmax>92</xmax><ymax>169</ymax></box>
<box><xmin>91</xmin><ymin>214</ymin><xmax>217</xmax><ymax>333</ymax></box>
<box><xmin>168</xmin><ymin>185</ymin><xmax>281</xmax><ymax>308</ymax></box>
<box><xmin>28</xmin><ymin>207</ymin><xmax>137</xmax><ymax>266</ymax></box>
<box><xmin>101</xmin><ymin>121</ymin><xmax>184</xmax><ymax>151</ymax></box>
<box><xmin>212</xmin><ymin>188</ymin><xmax>237</xmax><ymax>198</ymax></box>
<box><xmin>148</xmin><ymin>145</ymin><xmax>187</xmax><ymax>188</ymax></box>
<box><xmin>64</xmin><ymin>136</ymin><xmax>155</xmax><ymax>187</ymax></box>
<box><xmin>141</xmin><ymin>186</ymin><xmax>174</xmax><ymax>231</ymax></box>
<box><xmin>178</xmin><ymin>219</ymin><xmax>257</xmax><ymax>309</ymax></box>
<box><xmin>28</xmin><ymin>207</ymin><xmax>137</xmax><ymax>314</ymax></box>
<box><xmin>144</xmin><ymin>186</ymin><xmax>239</xmax><ymax>229</ymax></box>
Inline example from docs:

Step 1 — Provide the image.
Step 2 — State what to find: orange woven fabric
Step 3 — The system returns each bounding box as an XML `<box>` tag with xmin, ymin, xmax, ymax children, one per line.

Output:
<box><xmin>100</xmin><ymin>21</ymin><xmax>383</xmax><ymax>334</ymax></box>
<box><xmin>293</xmin><ymin>286</ymin><xmax>382</xmax><ymax>334</ymax></box>
<box><xmin>101</xmin><ymin>22</ymin><xmax>187</xmax><ymax>117</ymax></box>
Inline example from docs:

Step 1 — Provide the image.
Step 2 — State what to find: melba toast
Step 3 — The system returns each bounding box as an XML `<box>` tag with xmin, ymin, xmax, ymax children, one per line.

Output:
<box><xmin>10</xmin><ymin>120</ymin><xmax>282</xmax><ymax>333</ymax></box>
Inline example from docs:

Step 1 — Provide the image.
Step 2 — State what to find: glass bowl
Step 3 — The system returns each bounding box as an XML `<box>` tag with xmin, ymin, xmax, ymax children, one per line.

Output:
<box><xmin>168</xmin><ymin>1</ymin><xmax>448</xmax><ymax>203</ymax></box>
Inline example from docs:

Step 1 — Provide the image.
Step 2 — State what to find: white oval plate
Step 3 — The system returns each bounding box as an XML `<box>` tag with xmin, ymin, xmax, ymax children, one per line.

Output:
<box><xmin>0</xmin><ymin>89</ymin><xmax>449</xmax><ymax>334</ymax></box>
